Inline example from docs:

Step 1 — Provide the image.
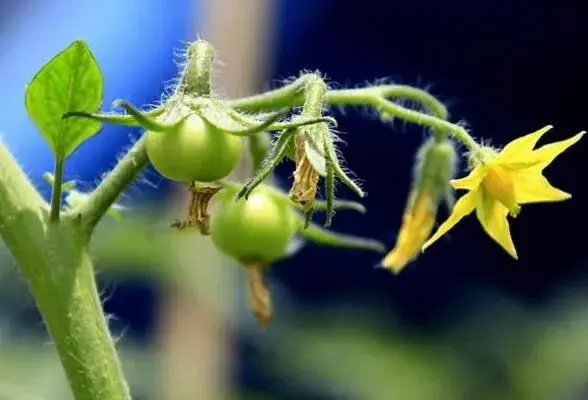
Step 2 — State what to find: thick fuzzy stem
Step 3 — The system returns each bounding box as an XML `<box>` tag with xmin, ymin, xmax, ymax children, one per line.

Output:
<box><xmin>0</xmin><ymin>141</ymin><xmax>130</xmax><ymax>400</ymax></box>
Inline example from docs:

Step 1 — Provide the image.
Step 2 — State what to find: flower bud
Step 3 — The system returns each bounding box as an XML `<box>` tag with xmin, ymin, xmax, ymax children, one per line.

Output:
<box><xmin>381</xmin><ymin>137</ymin><xmax>456</xmax><ymax>273</ymax></box>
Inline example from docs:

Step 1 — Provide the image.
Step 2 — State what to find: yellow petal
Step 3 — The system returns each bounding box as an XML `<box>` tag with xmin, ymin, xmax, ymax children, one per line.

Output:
<box><xmin>475</xmin><ymin>189</ymin><xmax>518</xmax><ymax>259</ymax></box>
<box><xmin>482</xmin><ymin>164</ymin><xmax>518</xmax><ymax>213</ymax></box>
<box><xmin>530</xmin><ymin>131</ymin><xmax>585</xmax><ymax>170</ymax></box>
<box><xmin>498</xmin><ymin>125</ymin><xmax>553</xmax><ymax>161</ymax></box>
<box><xmin>512</xmin><ymin>170</ymin><xmax>571</xmax><ymax>204</ymax></box>
<box><xmin>422</xmin><ymin>190</ymin><xmax>478</xmax><ymax>252</ymax></box>
<box><xmin>382</xmin><ymin>191</ymin><xmax>436</xmax><ymax>273</ymax></box>
<box><xmin>451</xmin><ymin>166</ymin><xmax>485</xmax><ymax>190</ymax></box>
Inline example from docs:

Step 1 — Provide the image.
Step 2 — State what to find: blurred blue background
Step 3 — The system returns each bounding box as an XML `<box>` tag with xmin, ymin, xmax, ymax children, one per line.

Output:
<box><xmin>1</xmin><ymin>0</ymin><xmax>588</xmax><ymax>399</ymax></box>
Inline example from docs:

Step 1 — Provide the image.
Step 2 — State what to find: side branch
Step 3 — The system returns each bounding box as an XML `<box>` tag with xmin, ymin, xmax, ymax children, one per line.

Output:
<box><xmin>73</xmin><ymin>136</ymin><xmax>150</xmax><ymax>236</ymax></box>
<box><xmin>229</xmin><ymin>82</ymin><xmax>479</xmax><ymax>151</ymax></box>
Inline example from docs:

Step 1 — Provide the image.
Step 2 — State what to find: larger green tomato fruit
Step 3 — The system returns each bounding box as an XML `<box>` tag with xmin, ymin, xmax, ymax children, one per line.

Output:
<box><xmin>145</xmin><ymin>113</ymin><xmax>243</xmax><ymax>182</ymax></box>
<box><xmin>210</xmin><ymin>187</ymin><xmax>298</xmax><ymax>264</ymax></box>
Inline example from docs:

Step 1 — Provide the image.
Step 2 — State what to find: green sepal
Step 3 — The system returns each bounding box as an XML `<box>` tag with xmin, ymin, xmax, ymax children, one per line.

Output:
<box><xmin>227</xmin><ymin>105</ymin><xmax>337</xmax><ymax>132</ymax></box>
<box><xmin>322</xmin><ymin>129</ymin><xmax>364</xmax><ymax>199</ymax></box>
<box><xmin>301</xmin><ymin>123</ymin><xmax>328</xmax><ymax>176</ymax></box>
<box><xmin>301</xmin><ymin>123</ymin><xmax>364</xmax><ymax>199</ymax></box>
<box><xmin>63</xmin><ymin>105</ymin><xmax>165</xmax><ymax>128</ymax></box>
<box><xmin>236</xmin><ymin>129</ymin><xmax>297</xmax><ymax>200</ymax></box>
<box><xmin>196</xmin><ymin>98</ymin><xmax>290</xmax><ymax>136</ymax></box>
<box><xmin>111</xmin><ymin>99</ymin><xmax>173</xmax><ymax>132</ymax></box>
<box><xmin>248</xmin><ymin>132</ymin><xmax>272</xmax><ymax>173</ymax></box>
<box><xmin>191</xmin><ymin>98</ymin><xmax>336</xmax><ymax>137</ymax></box>
<box><xmin>324</xmin><ymin>142</ymin><xmax>336</xmax><ymax>227</ymax></box>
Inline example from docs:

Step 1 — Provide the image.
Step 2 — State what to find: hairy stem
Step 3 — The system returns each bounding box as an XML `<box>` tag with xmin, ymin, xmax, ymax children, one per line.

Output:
<box><xmin>180</xmin><ymin>40</ymin><xmax>215</xmax><ymax>96</ymax></box>
<box><xmin>49</xmin><ymin>156</ymin><xmax>64</xmax><ymax>221</ymax></box>
<box><xmin>327</xmin><ymin>85</ymin><xmax>448</xmax><ymax>120</ymax></box>
<box><xmin>229</xmin><ymin>81</ymin><xmax>479</xmax><ymax>151</ymax></box>
<box><xmin>229</xmin><ymin>80</ymin><xmax>445</xmax><ymax>117</ymax></box>
<box><xmin>301</xmin><ymin>75</ymin><xmax>328</xmax><ymax>117</ymax></box>
<box><xmin>32</xmin><ymin>242</ymin><xmax>131</xmax><ymax>400</ymax></box>
<box><xmin>228</xmin><ymin>74</ymin><xmax>311</xmax><ymax>112</ymax></box>
<box><xmin>0</xmin><ymin>141</ymin><xmax>130</xmax><ymax>400</ymax></box>
<box><xmin>373</xmin><ymin>97</ymin><xmax>478</xmax><ymax>150</ymax></box>
<box><xmin>73</xmin><ymin>136</ymin><xmax>150</xmax><ymax>235</ymax></box>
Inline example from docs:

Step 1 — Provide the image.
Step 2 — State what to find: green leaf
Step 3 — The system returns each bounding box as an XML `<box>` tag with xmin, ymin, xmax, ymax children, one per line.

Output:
<box><xmin>25</xmin><ymin>40</ymin><xmax>103</xmax><ymax>158</ymax></box>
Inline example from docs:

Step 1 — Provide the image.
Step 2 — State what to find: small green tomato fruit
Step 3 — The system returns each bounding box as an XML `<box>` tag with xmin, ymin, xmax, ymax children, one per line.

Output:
<box><xmin>210</xmin><ymin>186</ymin><xmax>297</xmax><ymax>263</ymax></box>
<box><xmin>146</xmin><ymin>113</ymin><xmax>243</xmax><ymax>182</ymax></box>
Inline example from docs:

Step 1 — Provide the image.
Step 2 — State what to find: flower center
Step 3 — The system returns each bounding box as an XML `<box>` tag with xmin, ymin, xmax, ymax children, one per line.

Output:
<box><xmin>482</xmin><ymin>164</ymin><xmax>520</xmax><ymax>217</ymax></box>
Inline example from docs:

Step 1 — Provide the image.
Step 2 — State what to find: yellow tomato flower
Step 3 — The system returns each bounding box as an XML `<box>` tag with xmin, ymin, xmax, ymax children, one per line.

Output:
<box><xmin>422</xmin><ymin>125</ymin><xmax>585</xmax><ymax>258</ymax></box>
<box><xmin>382</xmin><ymin>189</ymin><xmax>437</xmax><ymax>273</ymax></box>
<box><xmin>382</xmin><ymin>137</ymin><xmax>456</xmax><ymax>273</ymax></box>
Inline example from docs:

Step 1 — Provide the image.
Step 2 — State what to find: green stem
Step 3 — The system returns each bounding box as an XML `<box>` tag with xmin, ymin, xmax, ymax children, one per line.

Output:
<box><xmin>73</xmin><ymin>135</ymin><xmax>150</xmax><ymax>235</ymax></box>
<box><xmin>229</xmin><ymin>81</ymin><xmax>445</xmax><ymax>117</ymax></box>
<box><xmin>301</xmin><ymin>75</ymin><xmax>328</xmax><ymax>118</ymax></box>
<box><xmin>0</xmin><ymin>141</ymin><xmax>130</xmax><ymax>400</ymax></box>
<box><xmin>373</xmin><ymin>97</ymin><xmax>478</xmax><ymax>151</ymax></box>
<box><xmin>327</xmin><ymin>85</ymin><xmax>449</xmax><ymax>120</ymax></box>
<box><xmin>229</xmin><ymin>82</ymin><xmax>479</xmax><ymax>152</ymax></box>
<box><xmin>179</xmin><ymin>40</ymin><xmax>215</xmax><ymax>96</ymax></box>
<box><xmin>50</xmin><ymin>156</ymin><xmax>64</xmax><ymax>221</ymax></box>
<box><xmin>296</xmin><ymin>218</ymin><xmax>386</xmax><ymax>253</ymax></box>
<box><xmin>228</xmin><ymin>74</ymin><xmax>311</xmax><ymax>112</ymax></box>
<box><xmin>33</xmin><ymin>244</ymin><xmax>131</xmax><ymax>400</ymax></box>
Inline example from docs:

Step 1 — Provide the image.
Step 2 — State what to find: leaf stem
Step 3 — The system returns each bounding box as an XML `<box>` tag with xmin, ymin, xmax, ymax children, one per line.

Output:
<box><xmin>49</xmin><ymin>156</ymin><xmax>64</xmax><ymax>221</ymax></box>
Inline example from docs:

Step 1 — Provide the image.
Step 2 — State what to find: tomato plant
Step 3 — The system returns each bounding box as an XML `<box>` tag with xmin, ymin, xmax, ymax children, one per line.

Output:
<box><xmin>145</xmin><ymin>113</ymin><xmax>243</xmax><ymax>183</ymax></box>
<box><xmin>4</xmin><ymin>37</ymin><xmax>579</xmax><ymax>400</ymax></box>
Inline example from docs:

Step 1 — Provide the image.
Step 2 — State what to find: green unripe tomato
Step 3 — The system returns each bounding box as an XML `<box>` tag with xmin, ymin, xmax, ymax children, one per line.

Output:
<box><xmin>210</xmin><ymin>186</ymin><xmax>297</xmax><ymax>264</ymax></box>
<box><xmin>145</xmin><ymin>113</ymin><xmax>243</xmax><ymax>182</ymax></box>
